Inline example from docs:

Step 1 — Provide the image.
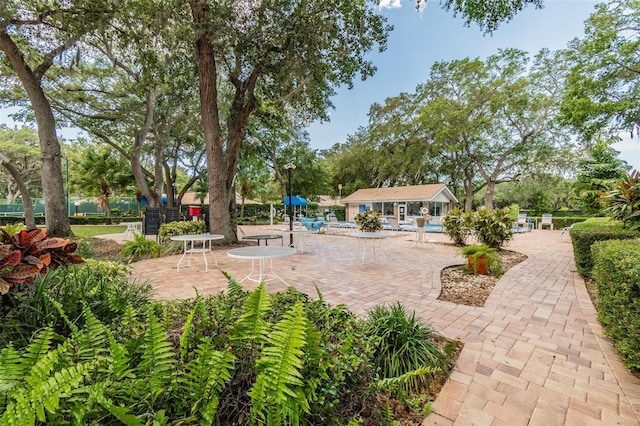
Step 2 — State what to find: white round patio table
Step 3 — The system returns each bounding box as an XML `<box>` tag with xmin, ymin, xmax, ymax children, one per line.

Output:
<box><xmin>170</xmin><ymin>234</ymin><xmax>224</xmax><ymax>272</ymax></box>
<box><xmin>349</xmin><ymin>232</ymin><xmax>390</xmax><ymax>264</ymax></box>
<box><xmin>227</xmin><ymin>246</ymin><xmax>296</xmax><ymax>285</ymax></box>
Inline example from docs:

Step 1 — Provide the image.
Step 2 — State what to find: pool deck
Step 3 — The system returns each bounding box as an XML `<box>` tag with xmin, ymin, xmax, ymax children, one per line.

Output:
<box><xmin>102</xmin><ymin>226</ymin><xmax>640</xmax><ymax>425</ymax></box>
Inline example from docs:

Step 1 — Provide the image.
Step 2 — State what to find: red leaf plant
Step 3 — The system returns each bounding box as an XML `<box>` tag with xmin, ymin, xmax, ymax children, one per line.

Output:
<box><xmin>0</xmin><ymin>229</ymin><xmax>84</xmax><ymax>295</ymax></box>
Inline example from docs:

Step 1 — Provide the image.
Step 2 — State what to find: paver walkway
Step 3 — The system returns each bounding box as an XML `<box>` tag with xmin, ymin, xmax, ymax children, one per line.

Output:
<box><xmin>120</xmin><ymin>226</ymin><xmax>640</xmax><ymax>425</ymax></box>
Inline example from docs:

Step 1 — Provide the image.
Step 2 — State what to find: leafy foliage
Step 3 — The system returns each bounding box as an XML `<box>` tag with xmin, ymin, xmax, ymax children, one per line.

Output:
<box><xmin>0</xmin><ymin>262</ymin><xmax>456</xmax><ymax>424</ymax></box>
<box><xmin>0</xmin><ymin>260</ymin><xmax>152</xmax><ymax>349</ymax></box>
<box><xmin>442</xmin><ymin>208</ymin><xmax>473</xmax><ymax>246</ymax></box>
<box><xmin>570</xmin><ymin>140</ymin><xmax>629</xmax><ymax>215</ymax></box>
<box><xmin>569</xmin><ymin>218</ymin><xmax>639</xmax><ymax>278</ymax></box>
<box><xmin>120</xmin><ymin>234</ymin><xmax>161</xmax><ymax>261</ymax></box>
<box><xmin>471</xmin><ymin>208</ymin><xmax>514</xmax><ymax>249</ymax></box>
<box><xmin>561</xmin><ymin>0</ymin><xmax>640</xmax><ymax>140</ymax></box>
<box><xmin>0</xmin><ymin>229</ymin><xmax>83</xmax><ymax>296</ymax></box>
<box><xmin>158</xmin><ymin>220</ymin><xmax>207</xmax><ymax>244</ymax></box>
<box><xmin>354</xmin><ymin>210</ymin><xmax>383</xmax><ymax>232</ymax></box>
<box><xmin>460</xmin><ymin>244</ymin><xmax>503</xmax><ymax>276</ymax></box>
<box><xmin>366</xmin><ymin>303</ymin><xmax>446</xmax><ymax>394</ymax></box>
<box><xmin>430</xmin><ymin>0</ymin><xmax>543</xmax><ymax>34</ymax></box>
<box><xmin>603</xmin><ymin>170</ymin><xmax>640</xmax><ymax>230</ymax></box>
<box><xmin>592</xmin><ymin>239</ymin><xmax>640</xmax><ymax>372</ymax></box>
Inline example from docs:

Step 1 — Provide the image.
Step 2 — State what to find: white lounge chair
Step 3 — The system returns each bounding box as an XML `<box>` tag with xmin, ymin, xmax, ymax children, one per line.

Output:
<box><xmin>515</xmin><ymin>214</ymin><xmax>532</xmax><ymax>232</ymax></box>
<box><xmin>538</xmin><ymin>214</ymin><xmax>554</xmax><ymax>230</ymax></box>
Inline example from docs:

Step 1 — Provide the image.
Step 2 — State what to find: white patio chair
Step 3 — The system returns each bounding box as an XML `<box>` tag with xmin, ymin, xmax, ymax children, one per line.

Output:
<box><xmin>538</xmin><ymin>214</ymin><xmax>554</xmax><ymax>230</ymax></box>
<box><xmin>516</xmin><ymin>214</ymin><xmax>532</xmax><ymax>231</ymax></box>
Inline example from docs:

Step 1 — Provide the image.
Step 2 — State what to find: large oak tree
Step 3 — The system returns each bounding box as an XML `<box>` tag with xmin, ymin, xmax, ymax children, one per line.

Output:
<box><xmin>0</xmin><ymin>1</ymin><xmax>117</xmax><ymax>236</ymax></box>
<box><xmin>189</xmin><ymin>0</ymin><xmax>389</xmax><ymax>240</ymax></box>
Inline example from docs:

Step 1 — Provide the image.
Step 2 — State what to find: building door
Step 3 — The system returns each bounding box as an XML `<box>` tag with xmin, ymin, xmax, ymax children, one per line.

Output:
<box><xmin>398</xmin><ymin>203</ymin><xmax>406</xmax><ymax>221</ymax></box>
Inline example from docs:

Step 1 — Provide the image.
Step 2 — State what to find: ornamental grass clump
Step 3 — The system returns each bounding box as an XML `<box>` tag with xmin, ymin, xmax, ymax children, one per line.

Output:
<box><xmin>366</xmin><ymin>302</ymin><xmax>447</xmax><ymax>393</ymax></box>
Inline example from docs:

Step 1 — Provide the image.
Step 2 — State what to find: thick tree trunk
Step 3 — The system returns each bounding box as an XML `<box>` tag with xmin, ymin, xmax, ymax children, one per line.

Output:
<box><xmin>0</xmin><ymin>32</ymin><xmax>71</xmax><ymax>236</ymax></box>
<box><xmin>484</xmin><ymin>179</ymin><xmax>496</xmax><ymax>209</ymax></box>
<box><xmin>0</xmin><ymin>153</ymin><xmax>36</xmax><ymax>230</ymax></box>
<box><xmin>191</xmin><ymin>0</ymin><xmax>235</xmax><ymax>242</ymax></box>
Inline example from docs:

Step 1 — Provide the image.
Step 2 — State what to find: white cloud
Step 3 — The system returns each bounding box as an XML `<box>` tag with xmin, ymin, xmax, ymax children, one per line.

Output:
<box><xmin>378</xmin><ymin>0</ymin><xmax>402</xmax><ymax>10</ymax></box>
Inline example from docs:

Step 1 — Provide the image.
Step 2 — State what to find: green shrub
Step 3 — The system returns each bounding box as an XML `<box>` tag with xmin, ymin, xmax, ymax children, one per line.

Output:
<box><xmin>472</xmin><ymin>207</ymin><xmax>514</xmax><ymax>249</ymax></box>
<box><xmin>121</xmin><ymin>234</ymin><xmax>161</xmax><ymax>260</ymax></box>
<box><xmin>592</xmin><ymin>239</ymin><xmax>640</xmax><ymax>372</ymax></box>
<box><xmin>602</xmin><ymin>169</ymin><xmax>640</xmax><ymax>230</ymax></box>
<box><xmin>0</xmin><ymin>259</ymin><xmax>152</xmax><ymax>348</ymax></box>
<box><xmin>570</xmin><ymin>218</ymin><xmax>639</xmax><ymax>278</ymax></box>
<box><xmin>158</xmin><ymin>220</ymin><xmax>207</xmax><ymax>244</ymax></box>
<box><xmin>442</xmin><ymin>208</ymin><xmax>473</xmax><ymax>246</ymax></box>
<box><xmin>0</xmin><ymin>279</ymin><xmax>456</xmax><ymax>425</ymax></box>
<box><xmin>354</xmin><ymin>210</ymin><xmax>383</xmax><ymax>232</ymax></box>
<box><xmin>365</xmin><ymin>302</ymin><xmax>446</xmax><ymax>393</ymax></box>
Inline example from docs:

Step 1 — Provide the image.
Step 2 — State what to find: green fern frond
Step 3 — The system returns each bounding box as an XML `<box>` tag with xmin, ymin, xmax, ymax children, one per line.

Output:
<box><xmin>179</xmin><ymin>296</ymin><xmax>202</xmax><ymax>361</ymax></box>
<box><xmin>136</xmin><ymin>310</ymin><xmax>176</xmax><ymax>401</ymax></box>
<box><xmin>50</xmin><ymin>298</ymin><xmax>79</xmax><ymax>335</ymax></box>
<box><xmin>249</xmin><ymin>302</ymin><xmax>310</xmax><ymax>424</ymax></box>
<box><xmin>1</xmin><ymin>360</ymin><xmax>90</xmax><ymax>424</ymax></box>
<box><xmin>182</xmin><ymin>340</ymin><xmax>235</xmax><ymax>423</ymax></box>
<box><xmin>22</xmin><ymin>328</ymin><xmax>57</xmax><ymax>378</ymax></box>
<box><xmin>73</xmin><ymin>307</ymin><xmax>110</xmax><ymax>363</ymax></box>
<box><xmin>0</xmin><ymin>346</ymin><xmax>24</xmax><ymax>393</ymax></box>
<box><xmin>120</xmin><ymin>303</ymin><xmax>144</xmax><ymax>338</ymax></box>
<box><xmin>87</xmin><ymin>382</ymin><xmax>143</xmax><ymax>426</ymax></box>
<box><xmin>35</xmin><ymin>363</ymin><xmax>90</xmax><ymax>422</ymax></box>
<box><xmin>223</xmin><ymin>271</ymin><xmax>245</xmax><ymax>297</ymax></box>
<box><xmin>232</xmin><ymin>282</ymin><xmax>271</xmax><ymax>342</ymax></box>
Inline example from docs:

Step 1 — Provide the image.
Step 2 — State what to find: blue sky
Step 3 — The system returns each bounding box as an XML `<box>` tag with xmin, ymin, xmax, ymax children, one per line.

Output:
<box><xmin>307</xmin><ymin>0</ymin><xmax>640</xmax><ymax>167</ymax></box>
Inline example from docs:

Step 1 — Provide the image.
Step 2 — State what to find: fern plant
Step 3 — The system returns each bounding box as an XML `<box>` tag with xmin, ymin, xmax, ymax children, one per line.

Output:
<box><xmin>120</xmin><ymin>234</ymin><xmax>161</xmax><ymax>260</ymax></box>
<box><xmin>249</xmin><ymin>302</ymin><xmax>312</xmax><ymax>425</ymax></box>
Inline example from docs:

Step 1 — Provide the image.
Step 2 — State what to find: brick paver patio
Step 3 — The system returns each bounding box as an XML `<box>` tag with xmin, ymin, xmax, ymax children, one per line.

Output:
<box><xmin>118</xmin><ymin>226</ymin><xmax>640</xmax><ymax>425</ymax></box>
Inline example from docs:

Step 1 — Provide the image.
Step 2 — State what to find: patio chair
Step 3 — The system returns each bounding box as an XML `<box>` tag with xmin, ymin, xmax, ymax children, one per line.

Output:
<box><xmin>538</xmin><ymin>214</ymin><xmax>554</xmax><ymax>230</ymax></box>
<box><xmin>383</xmin><ymin>216</ymin><xmax>402</xmax><ymax>231</ymax></box>
<box><xmin>515</xmin><ymin>214</ymin><xmax>532</xmax><ymax>232</ymax></box>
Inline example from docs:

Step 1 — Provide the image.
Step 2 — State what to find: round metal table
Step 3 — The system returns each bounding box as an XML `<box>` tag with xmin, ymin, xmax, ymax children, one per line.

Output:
<box><xmin>170</xmin><ymin>234</ymin><xmax>224</xmax><ymax>272</ymax></box>
<box><xmin>349</xmin><ymin>232</ymin><xmax>389</xmax><ymax>264</ymax></box>
<box><xmin>227</xmin><ymin>246</ymin><xmax>296</xmax><ymax>285</ymax></box>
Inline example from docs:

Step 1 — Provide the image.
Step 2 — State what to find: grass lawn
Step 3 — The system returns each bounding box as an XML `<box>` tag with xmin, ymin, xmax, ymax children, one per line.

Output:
<box><xmin>71</xmin><ymin>225</ymin><xmax>126</xmax><ymax>238</ymax></box>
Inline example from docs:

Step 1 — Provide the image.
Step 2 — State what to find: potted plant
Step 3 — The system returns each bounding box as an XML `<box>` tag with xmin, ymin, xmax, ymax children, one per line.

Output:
<box><xmin>354</xmin><ymin>210</ymin><xmax>383</xmax><ymax>232</ymax></box>
<box><xmin>460</xmin><ymin>244</ymin><xmax>502</xmax><ymax>276</ymax></box>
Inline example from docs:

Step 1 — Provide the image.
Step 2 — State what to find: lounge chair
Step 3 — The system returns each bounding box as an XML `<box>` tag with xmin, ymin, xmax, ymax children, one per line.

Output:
<box><xmin>538</xmin><ymin>214</ymin><xmax>554</xmax><ymax>230</ymax></box>
<box><xmin>383</xmin><ymin>216</ymin><xmax>402</xmax><ymax>231</ymax></box>
<box><xmin>515</xmin><ymin>214</ymin><xmax>532</xmax><ymax>232</ymax></box>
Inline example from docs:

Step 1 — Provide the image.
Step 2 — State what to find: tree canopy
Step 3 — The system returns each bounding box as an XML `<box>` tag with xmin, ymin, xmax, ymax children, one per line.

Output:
<box><xmin>561</xmin><ymin>0</ymin><xmax>640</xmax><ymax>141</ymax></box>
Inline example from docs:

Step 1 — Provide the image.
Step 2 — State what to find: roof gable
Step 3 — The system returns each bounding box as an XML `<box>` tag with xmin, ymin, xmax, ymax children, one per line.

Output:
<box><xmin>341</xmin><ymin>184</ymin><xmax>458</xmax><ymax>204</ymax></box>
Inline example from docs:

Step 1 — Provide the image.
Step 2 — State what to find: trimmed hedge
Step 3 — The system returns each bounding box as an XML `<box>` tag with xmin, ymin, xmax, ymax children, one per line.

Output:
<box><xmin>158</xmin><ymin>220</ymin><xmax>207</xmax><ymax>244</ymax></box>
<box><xmin>570</xmin><ymin>218</ymin><xmax>639</xmax><ymax>278</ymax></box>
<box><xmin>592</xmin><ymin>239</ymin><xmax>640</xmax><ymax>372</ymax></box>
<box><xmin>532</xmin><ymin>216</ymin><xmax>589</xmax><ymax>230</ymax></box>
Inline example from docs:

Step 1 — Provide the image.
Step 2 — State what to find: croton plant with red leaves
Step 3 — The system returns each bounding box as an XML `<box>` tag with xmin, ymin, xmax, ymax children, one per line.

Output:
<box><xmin>0</xmin><ymin>229</ymin><xmax>84</xmax><ymax>295</ymax></box>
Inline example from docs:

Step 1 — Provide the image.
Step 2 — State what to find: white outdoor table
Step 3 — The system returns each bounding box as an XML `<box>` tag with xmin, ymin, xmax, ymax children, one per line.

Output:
<box><xmin>170</xmin><ymin>234</ymin><xmax>224</xmax><ymax>272</ymax></box>
<box><xmin>280</xmin><ymin>229</ymin><xmax>314</xmax><ymax>253</ymax></box>
<box><xmin>227</xmin><ymin>246</ymin><xmax>296</xmax><ymax>285</ymax></box>
<box><xmin>120</xmin><ymin>221</ymin><xmax>142</xmax><ymax>236</ymax></box>
<box><xmin>349</xmin><ymin>232</ymin><xmax>390</xmax><ymax>264</ymax></box>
